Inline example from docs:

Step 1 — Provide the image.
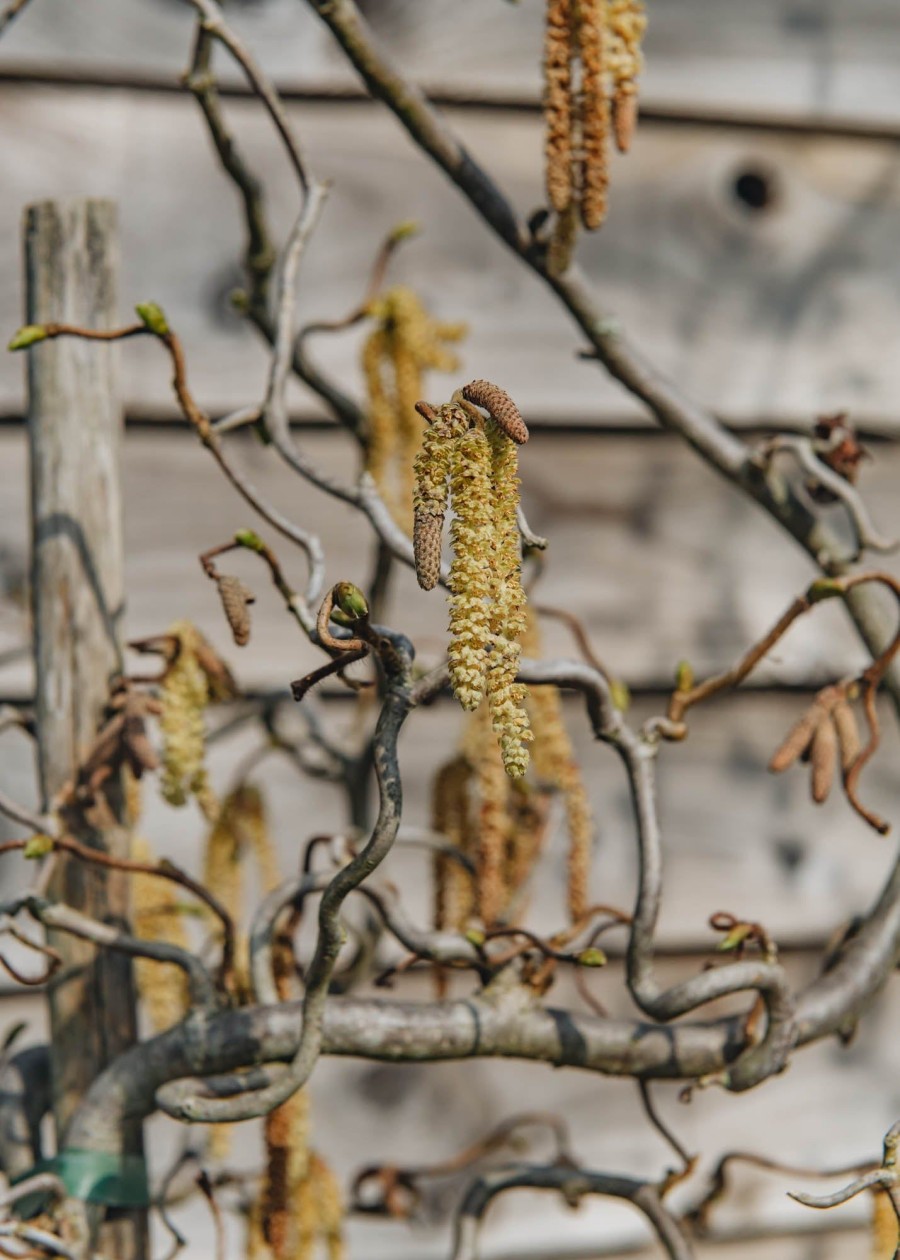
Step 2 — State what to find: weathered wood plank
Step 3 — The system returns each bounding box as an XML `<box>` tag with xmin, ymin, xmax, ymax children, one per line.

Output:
<box><xmin>0</xmin><ymin>427</ymin><xmax>897</xmax><ymax>695</ymax></box>
<box><xmin>2</xmin><ymin>0</ymin><xmax>900</xmax><ymax>122</ymax></box>
<box><xmin>2</xmin><ymin>90</ymin><xmax>900</xmax><ymax>427</ymax></box>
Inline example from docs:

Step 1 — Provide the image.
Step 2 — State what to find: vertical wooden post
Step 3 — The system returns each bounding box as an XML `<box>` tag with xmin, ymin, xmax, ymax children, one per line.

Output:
<box><xmin>25</xmin><ymin>200</ymin><xmax>146</xmax><ymax>1258</ymax></box>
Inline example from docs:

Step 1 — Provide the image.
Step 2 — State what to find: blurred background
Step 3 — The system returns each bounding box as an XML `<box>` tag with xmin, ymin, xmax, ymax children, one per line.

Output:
<box><xmin>1</xmin><ymin>1</ymin><xmax>900</xmax><ymax>1256</ymax></box>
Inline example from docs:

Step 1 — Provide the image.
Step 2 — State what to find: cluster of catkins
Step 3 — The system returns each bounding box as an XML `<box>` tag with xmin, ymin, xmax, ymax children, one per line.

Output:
<box><xmin>544</xmin><ymin>0</ymin><xmax>647</xmax><ymax>264</ymax></box>
<box><xmin>431</xmin><ymin>609</ymin><xmax>595</xmax><ymax>945</ymax></box>
<box><xmin>362</xmin><ymin>285</ymin><xmax>466</xmax><ymax>527</ymax></box>
<box><xmin>413</xmin><ymin>381</ymin><xmax>532</xmax><ymax>778</ymax></box>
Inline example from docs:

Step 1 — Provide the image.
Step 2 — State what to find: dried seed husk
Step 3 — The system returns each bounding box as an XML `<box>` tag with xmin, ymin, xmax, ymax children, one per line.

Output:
<box><xmin>768</xmin><ymin>705</ymin><xmax>822</xmax><ymax>774</ymax></box>
<box><xmin>832</xmin><ymin>698</ymin><xmax>862</xmax><ymax>774</ymax></box>
<box><xmin>810</xmin><ymin>715</ymin><xmax>838</xmax><ymax>804</ymax></box>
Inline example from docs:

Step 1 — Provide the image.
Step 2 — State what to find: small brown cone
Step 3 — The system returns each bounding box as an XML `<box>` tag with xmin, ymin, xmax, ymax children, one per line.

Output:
<box><xmin>413</xmin><ymin>509</ymin><xmax>444</xmax><ymax>590</ymax></box>
<box><xmin>461</xmin><ymin>380</ymin><xmax>529</xmax><ymax>445</ymax></box>
<box><xmin>216</xmin><ymin>575</ymin><xmax>255</xmax><ymax>646</ymax></box>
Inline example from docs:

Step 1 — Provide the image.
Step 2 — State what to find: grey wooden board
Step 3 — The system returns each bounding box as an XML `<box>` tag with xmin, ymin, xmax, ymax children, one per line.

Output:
<box><xmin>1</xmin><ymin>691</ymin><xmax>898</xmax><ymax>1257</ymax></box>
<box><xmin>3</xmin><ymin>0</ymin><xmax>900</xmax><ymax>122</ymax></box>
<box><xmin>1</xmin><ymin>428</ymin><xmax>898</xmax><ymax>697</ymax></box>
<box><xmin>3</xmin><ymin>90</ymin><xmax>900</xmax><ymax>427</ymax></box>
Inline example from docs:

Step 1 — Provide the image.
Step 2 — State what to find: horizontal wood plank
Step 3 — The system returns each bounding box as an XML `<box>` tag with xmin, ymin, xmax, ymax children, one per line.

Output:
<box><xmin>2</xmin><ymin>89</ymin><xmax>900</xmax><ymax>428</ymax></box>
<box><xmin>0</xmin><ymin>428</ymin><xmax>897</xmax><ymax>695</ymax></box>
<box><xmin>2</xmin><ymin>0</ymin><xmax>900</xmax><ymax>122</ymax></box>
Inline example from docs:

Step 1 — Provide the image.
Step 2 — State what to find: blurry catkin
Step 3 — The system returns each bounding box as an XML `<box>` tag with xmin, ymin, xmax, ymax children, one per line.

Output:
<box><xmin>832</xmin><ymin>698</ymin><xmax>862</xmax><ymax>773</ymax></box>
<box><xmin>432</xmin><ymin>755</ymin><xmax>476</xmax><ymax>936</ymax></box>
<box><xmin>474</xmin><ymin>708</ymin><xmax>513</xmax><ymax>926</ymax></box>
<box><xmin>544</xmin><ymin>0</ymin><xmax>575</xmax><ymax>212</ymax></box>
<box><xmin>577</xmin><ymin>0</ymin><xmax>610</xmax><ymax>230</ymax></box>
<box><xmin>362</xmin><ymin>286</ymin><xmax>465</xmax><ymax>528</ymax></box>
<box><xmin>870</xmin><ymin>1188</ymin><xmax>898</xmax><ymax>1260</ymax></box>
<box><xmin>216</xmin><ymin>575</ymin><xmax>254</xmax><ymax>647</ymax></box>
<box><xmin>447</xmin><ymin>425</ymin><xmax>494</xmax><ymax>710</ymax></box>
<box><xmin>485</xmin><ymin>421</ymin><xmax>532</xmax><ymax>778</ymax></box>
<box><xmin>159</xmin><ymin>621</ymin><xmax>218</xmax><ymax>819</ymax></box>
<box><xmin>543</xmin><ymin>0</ymin><xmax>646</xmax><ymax>240</ymax></box>
<box><xmin>130</xmin><ymin>836</ymin><xmax>190</xmax><ymax>1032</ymax></box>
<box><xmin>522</xmin><ymin>610</ymin><xmax>594</xmax><ymax>922</ymax></box>
<box><xmin>608</xmin><ymin>0</ymin><xmax>647</xmax><ymax>153</ymax></box>
<box><xmin>262</xmin><ymin>1088</ymin><xmax>311</xmax><ymax>1258</ymax></box>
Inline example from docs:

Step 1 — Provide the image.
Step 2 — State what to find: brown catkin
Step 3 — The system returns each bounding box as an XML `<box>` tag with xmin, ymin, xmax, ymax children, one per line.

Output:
<box><xmin>216</xmin><ymin>575</ymin><xmax>254</xmax><ymax>646</ymax></box>
<box><xmin>832</xmin><ymin>698</ymin><xmax>862</xmax><ymax>773</ymax></box>
<box><xmin>471</xmin><ymin>705</ymin><xmax>512</xmax><ymax>927</ymax></box>
<box><xmin>607</xmin><ymin>0</ymin><xmax>647</xmax><ymax>153</ymax></box>
<box><xmin>413</xmin><ymin>511</ymin><xmax>444</xmax><ymax>592</ymax></box>
<box><xmin>769</xmin><ymin>706</ymin><xmax>822</xmax><ymax>774</ymax></box>
<box><xmin>462</xmin><ymin>380</ymin><xmax>529</xmax><ymax>445</ymax></box>
<box><xmin>810</xmin><ymin>716</ymin><xmax>838</xmax><ymax>804</ymax></box>
<box><xmin>544</xmin><ymin>0</ymin><xmax>576</xmax><ymax>213</ymax></box>
<box><xmin>432</xmin><ymin>755</ymin><xmax>476</xmax><ymax>935</ymax></box>
<box><xmin>612</xmin><ymin>84</ymin><xmax>638</xmax><ymax>153</ymax></box>
<box><xmin>578</xmin><ymin>0</ymin><xmax>610</xmax><ymax>230</ymax></box>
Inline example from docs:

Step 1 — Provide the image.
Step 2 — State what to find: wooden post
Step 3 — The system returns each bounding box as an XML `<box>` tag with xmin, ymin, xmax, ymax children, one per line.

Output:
<box><xmin>25</xmin><ymin>200</ymin><xmax>146</xmax><ymax>1258</ymax></box>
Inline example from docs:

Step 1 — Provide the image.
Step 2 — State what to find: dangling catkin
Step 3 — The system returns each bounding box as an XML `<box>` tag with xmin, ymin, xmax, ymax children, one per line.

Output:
<box><xmin>523</xmin><ymin>609</ymin><xmax>594</xmax><ymax>922</ymax></box>
<box><xmin>362</xmin><ymin>286</ymin><xmax>466</xmax><ymax>528</ymax></box>
<box><xmin>542</xmin><ymin>0</ymin><xmax>647</xmax><ymax>240</ymax></box>
<box><xmin>485</xmin><ymin>420</ymin><xmax>532</xmax><ymax>778</ymax></box>
<box><xmin>544</xmin><ymin>0</ymin><xmax>577</xmax><ymax>213</ymax></box>
<box><xmin>131</xmin><ymin>836</ymin><xmax>190</xmax><ymax>1032</ymax></box>
<box><xmin>159</xmin><ymin>622</ymin><xmax>211</xmax><ymax>812</ymax></box>
<box><xmin>431</xmin><ymin>755</ymin><xmax>476</xmax><ymax>936</ymax></box>
<box><xmin>412</xmin><ymin>406</ymin><xmax>465</xmax><ymax>591</ymax></box>
<box><xmin>216</xmin><ymin>574</ymin><xmax>255</xmax><ymax>647</ymax></box>
<box><xmin>869</xmin><ymin>1188</ymin><xmax>898</xmax><ymax>1260</ymax></box>
<box><xmin>447</xmin><ymin>425</ymin><xmax>494</xmax><ymax>711</ymax></box>
<box><xmin>608</xmin><ymin>0</ymin><xmax>647</xmax><ymax>153</ymax></box>
<box><xmin>463</xmin><ymin>700</ymin><xmax>512</xmax><ymax>927</ymax></box>
<box><xmin>578</xmin><ymin>0</ymin><xmax>610</xmax><ymax>231</ymax></box>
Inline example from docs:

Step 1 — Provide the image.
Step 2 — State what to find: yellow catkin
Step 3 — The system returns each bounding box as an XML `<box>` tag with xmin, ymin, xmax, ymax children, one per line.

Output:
<box><xmin>362</xmin><ymin>287</ymin><xmax>465</xmax><ymax>529</ymax></box>
<box><xmin>159</xmin><ymin>621</ymin><xmax>217</xmax><ymax>819</ymax></box>
<box><xmin>474</xmin><ymin>708</ymin><xmax>512</xmax><ymax>927</ymax></box>
<box><xmin>544</xmin><ymin>0</ymin><xmax>576</xmax><ymax>213</ymax></box>
<box><xmin>523</xmin><ymin>610</ymin><xmax>594</xmax><ymax>922</ymax></box>
<box><xmin>447</xmin><ymin>425</ymin><xmax>494</xmax><ymax>711</ymax></box>
<box><xmin>578</xmin><ymin>0</ymin><xmax>610</xmax><ymax>230</ymax></box>
<box><xmin>870</xmin><ymin>1189</ymin><xmax>899</xmax><ymax>1260</ymax></box>
<box><xmin>485</xmin><ymin>421</ymin><xmax>532</xmax><ymax>778</ymax></box>
<box><xmin>431</xmin><ymin>755</ymin><xmax>476</xmax><ymax>935</ymax></box>
<box><xmin>130</xmin><ymin>836</ymin><xmax>190</xmax><ymax>1032</ymax></box>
